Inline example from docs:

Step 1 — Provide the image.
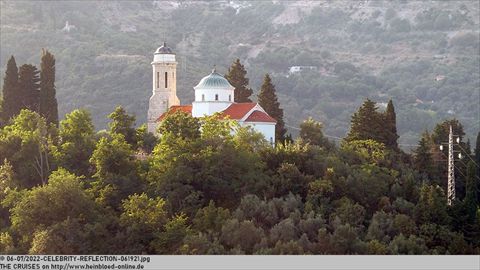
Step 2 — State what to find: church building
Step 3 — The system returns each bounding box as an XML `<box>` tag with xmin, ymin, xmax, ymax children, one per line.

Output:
<box><xmin>147</xmin><ymin>42</ymin><xmax>276</xmax><ymax>144</ymax></box>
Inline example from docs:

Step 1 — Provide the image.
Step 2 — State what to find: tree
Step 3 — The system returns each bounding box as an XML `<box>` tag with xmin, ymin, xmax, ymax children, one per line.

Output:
<box><xmin>17</xmin><ymin>64</ymin><xmax>40</xmax><ymax>112</ymax></box>
<box><xmin>413</xmin><ymin>131</ymin><xmax>435</xmax><ymax>179</ymax></box>
<box><xmin>388</xmin><ymin>234</ymin><xmax>428</xmax><ymax>255</ymax></box>
<box><xmin>153</xmin><ymin>213</ymin><xmax>191</xmax><ymax>254</ymax></box>
<box><xmin>29</xmin><ymin>218</ymin><xmax>90</xmax><ymax>254</ymax></box>
<box><xmin>431</xmin><ymin>119</ymin><xmax>466</xmax><ymax>146</ymax></box>
<box><xmin>10</xmin><ymin>169</ymin><xmax>98</xmax><ymax>252</ymax></box>
<box><xmin>341</xmin><ymin>139</ymin><xmax>387</xmax><ymax>165</ymax></box>
<box><xmin>414</xmin><ymin>184</ymin><xmax>449</xmax><ymax>225</ymax></box>
<box><xmin>136</xmin><ymin>124</ymin><xmax>157</xmax><ymax>153</ymax></box>
<box><xmin>193</xmin><ymin>200</ymin><xmax>230</xmax><ymax>234</ymax></box>
<box><xmin>157</xmin><ymin>111</ymin><xmax>200</xmax><ymax>140</ymax></box>
<box><xmin>464</xmin><ymin>161</ymin><xmax>478</xmax><ymax>207</ymax></box>
<box><xmin>0</xmin><ymin>110</ymin><xmax>55</xmax><ymax>188</ymax></box>
<box><xmin>258</xmin><ymin>74</ymin><xmax>286</xmax><ymax>142</ymax></box>
<box><xmin>0</xmin><ymin>160</ymin><xmax>15</xmax><ymax>230</ymax></box>
<box><xmin>225</xmin><ymin>59</ymin><xmax>253</xmax><ymax>103</ymax></box>
<box><xmin>39</xmin><ymin>49</ymin><xmax>58</xmax><ymax>127</ymax></box>
<box><xmin>90</xmin><ymin>133</ymin><xmax>137</xmax><ymax>179</ymax></box>
<box><xmin>330</xmin><ymin>223</ymin><xmax>365</xmax><ymax>254</ymax></box>
<box><xmin>384</xmin><ymin>100</ymin><xmax>399</xmax><ymax>149</ymax></box>
<box><xmin>1</xmin><ymin>56</ymin><xmax>20</xmax><ymax>123</ymax></box>
<box><xmin>345</xmin><ymin>99</ymin><xmax>384</xmax><ymax>144</ymax></box>
<box><xmin>299</xmin><ymin>117</ymin><xmax>331</xmax><ymax>148</ymax></box>
<box><xmin>220</xmin><ymin>219</ymin><xmax>265</xmax><ymax>254</ymax></box>
<box><xmin>475</xmin><ymin>132</ymin><xmax>480</xmax><ymax>201</ymax></box>
<box><xmin>51</xmin><ymin>109</ymin><xmax>96</xmax><ymax>177</ymax></box>
<box><xmin>119</xmin><ymin>193</ymin><xmax>168</xmax><ymax>253</ymax></box>
<box><xmin>108</xmin><ymin>106</ymin><xmax>136</xmax><ymax>146</ymax></box>
<box><xmin>89</xmin><ymin>133</ymin><xmax>140</xmax><ymax>209</ymax></box>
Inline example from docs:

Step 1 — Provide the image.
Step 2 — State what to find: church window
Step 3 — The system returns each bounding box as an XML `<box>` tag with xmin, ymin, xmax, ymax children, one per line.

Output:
<box><xmin>156</xmin><ymin>72</ymin><xmax>159</xmax><ymax>88</ymax></box>
<box><xmin>215</xmin><ymin>94</ymin><xmax>218</xmax><ymax>101</ymax></box>
<box><xmin>165</xmin><ymin>72</ymin><xmax>168</xmax><ymax>88</ymax></box>
<box><xmin>229</xmin><ymin>95</ymin><xmax>231</xmax><ymax>101</ymax></box>
<box><xmin>270</xmin><ymin>137</ymin><xmax>273</xmax><ymax>145</ymax></box>
<box><xmin>202</xmin><ymin>94</ymin><xmax>205</xmax><ymax>101</ymax></box>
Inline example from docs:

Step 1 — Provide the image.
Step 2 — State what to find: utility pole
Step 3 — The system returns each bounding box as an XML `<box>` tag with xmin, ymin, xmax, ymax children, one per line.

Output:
<box><xmin>447</xmin><ymin>125</ymin><xmax>455</xmax><ymax>206</ymax></box>
<box><xmin>440</xmin><ymin>125</ymin><xmax>462</xmax><ymax>206</ymax></box>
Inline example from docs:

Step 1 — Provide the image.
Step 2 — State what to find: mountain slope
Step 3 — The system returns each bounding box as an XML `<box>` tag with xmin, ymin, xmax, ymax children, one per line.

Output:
<box><xmin>1</xmin><ymin>0</ymin><xmax>479</xmax><ymax>148</ymax></box>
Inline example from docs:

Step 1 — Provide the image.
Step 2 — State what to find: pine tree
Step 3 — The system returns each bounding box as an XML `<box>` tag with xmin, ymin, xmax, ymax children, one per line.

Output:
<box><xmin>39</xmin><ymin>49</ymin><xmax>58</xmax><ymax>127</ymax></box>
<box><xmin>384</xmin><ymin>99</ymin><xmax>399</xmax><ymax>149</ymax></box>
<box><xmin>258</xmin><ymin>74</ymin><xmax>286</xmax><ymax>142</ymax></box>
<box><xmin>345</xmin><ymin>99</ymin><xmax>384</xmax><ymax>143</ymax></box>
<box><xmin>413</xmin><ymin>131</ymin><xmax>435</xmax><ymax>179</ymax></box>
<box><xmin>225</xmin><ymin>59</ymin><xmax>253</xmax><ymax>103</ymax></box>
<box><xmin>1</xmin><ymin>56</ymin><xmax>20</xmax><ymax>123</ymax></box>
<box><xmin>18</xmin><ymin>64</ymin><xmax>40</xmax><ymax>112</ymax></box>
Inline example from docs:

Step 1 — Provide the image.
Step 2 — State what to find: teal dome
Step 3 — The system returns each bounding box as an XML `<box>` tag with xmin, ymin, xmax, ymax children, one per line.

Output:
<box><xmin>194</xmin><ymin>69</ymin><xmax>234</xmax><ymax>89</ymax></box>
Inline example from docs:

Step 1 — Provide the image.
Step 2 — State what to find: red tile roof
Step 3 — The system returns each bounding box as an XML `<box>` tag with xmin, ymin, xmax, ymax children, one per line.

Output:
<box><xmin>221</xmin><ymin>103</ymin><xmax>257</xmax><ymax>120</ymax></box>
<box><xmin>157</xmin><ymin>103</ymin><xmax>276</xmax><ymax>123</ymax></box>
<box><xmin>157</xmin><ymin>105</ymin><xmax>192</xmax><ymax>121</ymax></box>
<box><xmin>244</xmin><ymin>110</ymin><xmax>277</xmax><ymax>123</ymax></box>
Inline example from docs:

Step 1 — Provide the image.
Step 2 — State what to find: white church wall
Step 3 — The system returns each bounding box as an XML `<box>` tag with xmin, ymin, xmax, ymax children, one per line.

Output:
<box><xmin>240</xmin><ymin>121</ymin><xmax>276</xmax><ymax>145</ymax></box>
<box><xmin>194</xmin><ymin>88</ymin><xmax>234</xmax><ymax>102</ymax></box>
<box><xmin>192</xmin><ymin>101</ymin><xmax>232</xmax><ymax>117</ymax></box>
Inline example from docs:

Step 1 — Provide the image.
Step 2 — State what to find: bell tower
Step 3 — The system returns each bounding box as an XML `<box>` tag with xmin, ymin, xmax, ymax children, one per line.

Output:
<box><xmin>147</xmin><ymin>42</ymin><xmax>180</xmax><ymax>133</ymax></box>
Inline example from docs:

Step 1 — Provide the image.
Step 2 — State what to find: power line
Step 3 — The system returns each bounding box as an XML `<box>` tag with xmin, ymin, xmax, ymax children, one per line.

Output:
<box><xmin>456</xmin><ymin>142</ymin><xmax>480</xmax><ymax>169</ymax></box>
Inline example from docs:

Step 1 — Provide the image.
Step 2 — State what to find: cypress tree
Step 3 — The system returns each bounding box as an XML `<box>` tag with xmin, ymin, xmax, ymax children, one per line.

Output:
<box><xmin>1</xmin><ymin>56</ymin><xmax>19</xmax><ymax>123</ymax></box>
<box><xmin>39</xmin><ymin>49</ymin><xmax>58</xmax><ymax>127</ymax></box>
<box><xmin>384</xmin><ymin>99</ymin><xmax>399</xmax><ymax>149</ymax></box>
<box><xmin>225</xmin><ymin>59</ymin><xmax>253</xmax><ymax>103</ymax></box>
<box><xmin>18</xmin><ymin>64</ymin><xmax>40</xmax><ymax>112</ymax></box>
<box><xmin>258</xmin><ymin>74</ymin><xmax>286</xmax><ymax>142</ymax></box>
<box><xmin>345</xmin><ymin>99</ymin><xmax>384</xmax><ymax>143</ymax></box>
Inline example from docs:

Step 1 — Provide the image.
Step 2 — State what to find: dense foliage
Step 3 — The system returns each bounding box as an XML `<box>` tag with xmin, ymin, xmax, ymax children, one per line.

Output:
<box><xmin>1</xmin><ymin>101</ymin><xmax>479</xmax><ymax>255</ymax></box>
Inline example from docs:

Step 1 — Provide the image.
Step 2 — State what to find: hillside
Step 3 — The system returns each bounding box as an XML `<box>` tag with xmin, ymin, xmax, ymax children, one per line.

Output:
<box><xmin>0</xmin><ymin>0</ymin><xmax>479</xmax><ymax>148</ymax></box>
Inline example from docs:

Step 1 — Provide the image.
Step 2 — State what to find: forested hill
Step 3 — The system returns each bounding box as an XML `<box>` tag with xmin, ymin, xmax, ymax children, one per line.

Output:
<box><xmin>0</xmin><ymin>0</ymin><xmax>479</xmax><ymax>147</ymax></box>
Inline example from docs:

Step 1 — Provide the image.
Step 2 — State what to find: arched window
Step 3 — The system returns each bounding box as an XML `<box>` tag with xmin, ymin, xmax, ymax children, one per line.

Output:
<box><xmin>156</xmin><ymin>72</ymin><xmax>159</xmax><ymax>88</ymax></box>
<box><xmin>165</xmin><ymin>72</ymin><xmax>168</xmax><ymax>88</ymax></box>
<box><xmin>229</xmin><ymin>95</ymin><xmax>231</xmax><ymax>101</ymax></box>
<box><xmin>202</xmin><ymin>94</ymin><xmax>205</xmax><ymax>101</ymax></box>
<box><xmin>215</xmin><ymin>94</ymin><xmax>218</xmax><ymax>101</ymax></box>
